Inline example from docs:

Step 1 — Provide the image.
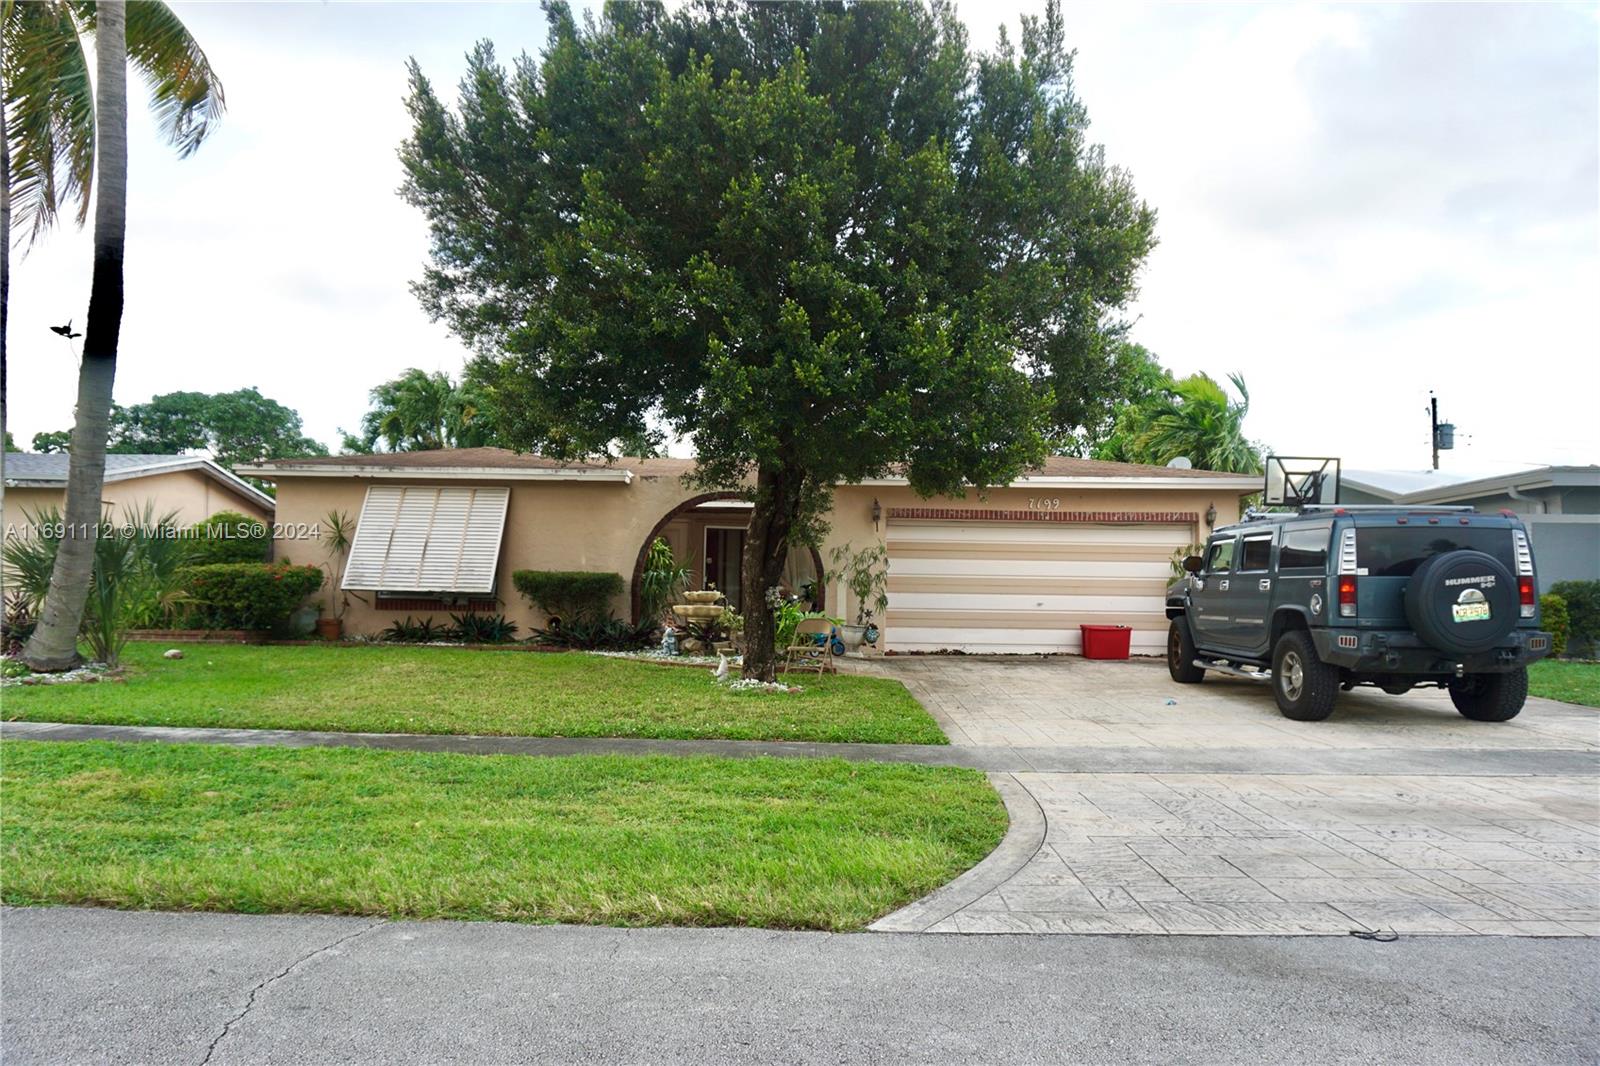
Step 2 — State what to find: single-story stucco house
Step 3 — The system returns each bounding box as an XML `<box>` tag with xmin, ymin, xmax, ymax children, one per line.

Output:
<box><xmin>1343</xmin><ymin>465</ymin><xmax>1599</xmax><ymax>590</ymax></box>
<box><xmin>241</xmin><ymin>448</ymin><xmax>1256</xmax><ymax>655</ymax></box>
<box><xmin>2</xmin><ymin>452</ymin><xmax>275</xmax><ymax>537</ymax></box>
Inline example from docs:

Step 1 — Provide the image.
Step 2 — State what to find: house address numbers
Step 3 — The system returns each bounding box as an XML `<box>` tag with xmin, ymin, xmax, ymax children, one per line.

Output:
<box><xmin>1027</xmin><ymin>497</ymin><xmax>1063</xmax><ymax>511</ymax></box>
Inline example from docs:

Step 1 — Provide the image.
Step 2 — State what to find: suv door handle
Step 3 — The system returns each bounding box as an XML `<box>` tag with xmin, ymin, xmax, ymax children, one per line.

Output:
<box><xmin>1259</xmin><ymin>579</ymin><xmax>1272</xmax><ymax>591</ymax></box>
<box><xmin>1218</xmin><ymin>579</ymin><xmax>1229</xmax><ymax>591</ymax></box>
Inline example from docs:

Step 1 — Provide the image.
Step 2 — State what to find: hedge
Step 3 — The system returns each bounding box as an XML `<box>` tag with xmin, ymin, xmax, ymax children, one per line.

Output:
<box><xmin>183</xmin><ymin>510</ymin><xmax>270</xmax><ymax>565</ymax></box>
<box><xmin>1548</xmin><ymin>580</ymin><xmax>1600</xmax><ymax>656</ymax></box>
<box><xmin>180</xmin><ymin>563</ymin><xmax>323</xmax><ymax>631</ymax></box>
<box><xmin>512</xmin><ymin>570</ymin><xmax>623</xmax><ymax>623</ymax></box>
<box><xmin>1539</xmin><ymin>593</ymin><xmax>1570</xmax><ymax>659</ymax></box>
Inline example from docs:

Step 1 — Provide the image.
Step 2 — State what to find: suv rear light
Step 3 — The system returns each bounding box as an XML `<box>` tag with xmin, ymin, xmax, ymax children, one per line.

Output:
<box><xmin>1513</xmin><ymin>529</ymin><xmax>1536</xmax><ymax>618</ymax></box>
<box><xmin>1338</xmin><ymin>576</ymin><xmax>1358</xmax><ymax>617</ymax></box>
<box><xmin>1337</xmin><ymin>527</ymin><xmax>1358</xmax><ymax>617</ymax></box>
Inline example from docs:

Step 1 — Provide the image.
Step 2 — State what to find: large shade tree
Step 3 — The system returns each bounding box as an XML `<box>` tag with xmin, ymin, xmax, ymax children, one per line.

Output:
<box><xmin>402</xmin><ymin>0</ymin><xmax>1156</xmax><ymax>677</ymax></box>
<box><xmin>10</xmin><ymin>0</ymin><xmax>224</xmax><ymax>669</ymax></box>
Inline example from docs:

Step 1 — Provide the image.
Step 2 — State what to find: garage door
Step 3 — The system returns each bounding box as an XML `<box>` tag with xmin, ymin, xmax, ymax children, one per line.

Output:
<box><xmin>885</xmin><ymin>521</ymin><xmax>1190</xmax><ymax>655</ymax></box>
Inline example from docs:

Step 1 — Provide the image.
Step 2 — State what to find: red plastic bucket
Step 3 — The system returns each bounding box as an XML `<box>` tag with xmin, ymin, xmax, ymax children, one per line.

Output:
<box><xmin>1080</xmin><ymin>624</ymin><xmax>1132</xmax><ymax>660</ymax></box>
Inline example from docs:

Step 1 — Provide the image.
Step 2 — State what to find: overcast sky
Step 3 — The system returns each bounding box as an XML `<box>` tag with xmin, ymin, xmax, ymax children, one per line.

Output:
<box><xmin>8</xmin><ymin>1</ymin><xmax>1597</xmax><ymax>476</ymax></box>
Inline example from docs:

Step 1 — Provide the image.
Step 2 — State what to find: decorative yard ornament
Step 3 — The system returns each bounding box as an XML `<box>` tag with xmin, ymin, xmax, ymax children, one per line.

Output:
<box><xmin>660</xmin><ymin>626</ymin><xmax>678</xmax><ymax>657</ymax></box>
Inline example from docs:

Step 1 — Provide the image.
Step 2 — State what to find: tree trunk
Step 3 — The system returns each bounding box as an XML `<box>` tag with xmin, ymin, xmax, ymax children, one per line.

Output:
<box><xmin>22</xmin><ymin>1</ymin><xmax>128</xmax><ymax>671</ymax></box>
<box><xmin>739</xmin><ymin>462</ymin><xmax>806</xmax><ymax>682</ymax></box>
<box><xmin>1</xmin><ymin>61</ymin><xmax>11</xmax><ymax>450</ymax></box>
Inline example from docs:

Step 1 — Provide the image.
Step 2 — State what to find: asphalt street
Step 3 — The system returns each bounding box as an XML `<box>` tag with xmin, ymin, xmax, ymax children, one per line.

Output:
<box><xmin>3</xmin><ymin>906</ymin><xmax>1596</xmax><ymax>1065</ymax></box>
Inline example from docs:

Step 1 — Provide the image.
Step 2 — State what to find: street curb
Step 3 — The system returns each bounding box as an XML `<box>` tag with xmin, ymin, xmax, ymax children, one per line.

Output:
<box><xmin>868</xmin><ymin>772</ymin><xmax>1047</xmax><ymax>933</ymax></box>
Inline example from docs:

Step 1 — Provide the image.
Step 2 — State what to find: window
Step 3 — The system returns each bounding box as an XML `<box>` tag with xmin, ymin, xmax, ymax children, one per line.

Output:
<box><xmin>1205</xmin><ymin>537</ymin><xmax>1236</xmax><ymax>573</ymax></box>
<box><xmin>1239</xmin><ymin>534</ymin><xmax>1274</xmax><ymax>572</ymax></box>
<box><xmin>342</xmin><ymin>485</ymin><xmax>510</xmax><ymax>593</ymax></box>
<box><xmin>1279</xmin><ymin>526</ymin><xmax>1330</xmax><ymax>570</ymax></box>
<box><xmin>705</xmin><ymin>527</ymin><xmax>745</xmax><ymax>605</ymax></box>
<box><xmin>1354</xmin><ymin>527</ymin><xmax>1516</xmax><ymax>578</ymax></box>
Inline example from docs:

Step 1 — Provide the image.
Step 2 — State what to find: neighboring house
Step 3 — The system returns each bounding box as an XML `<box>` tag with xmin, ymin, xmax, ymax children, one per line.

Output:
<box><xmin>240</xmin><ymin>448</ymin><xmax>1256</xmax><ymax>655</ymax></box>
<box><xmin>1343</xmin><ymin>465</ymin><xmax>1600</xmax><ymax>590</ymax></box>
<box><xmin>2</xmin><ymin>453</ymin><xmax>275</xmax><ymax>536</ymax></box>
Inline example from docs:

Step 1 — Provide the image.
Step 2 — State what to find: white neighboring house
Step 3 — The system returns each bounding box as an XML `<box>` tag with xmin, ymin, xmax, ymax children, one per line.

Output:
<box><xmin>1342</xmin><ymin>465</ymin><xmax>1600</xmax><ymax>591</ymax></box>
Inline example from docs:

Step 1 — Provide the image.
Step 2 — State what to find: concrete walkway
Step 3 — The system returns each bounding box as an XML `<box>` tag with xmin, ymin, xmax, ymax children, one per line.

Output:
<box><xmin>4</xmin><ymin>906</ymin><xmax>1596</xmax><ymax>1065</ymax></box>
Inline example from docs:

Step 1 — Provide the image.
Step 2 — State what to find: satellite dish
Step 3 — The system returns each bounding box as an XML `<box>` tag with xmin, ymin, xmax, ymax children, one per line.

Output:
<box><xmin>1166</xmin><ymin>456</ymin><xmax>1193</xmax><ymax>469</ymax></box>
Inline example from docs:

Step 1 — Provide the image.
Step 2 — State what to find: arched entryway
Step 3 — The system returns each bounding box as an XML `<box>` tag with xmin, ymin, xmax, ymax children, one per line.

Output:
<box><xmin>630</xmin><ymin>492</ymin><xmax>825</xmax><ymax>621</ymax></box>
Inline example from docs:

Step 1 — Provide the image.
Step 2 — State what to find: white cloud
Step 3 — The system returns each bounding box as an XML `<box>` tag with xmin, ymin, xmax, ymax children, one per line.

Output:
<box><xmin>8</xmin><ymin>1</ymin><xmax>1597</xmax><ymax>475</ymax></box>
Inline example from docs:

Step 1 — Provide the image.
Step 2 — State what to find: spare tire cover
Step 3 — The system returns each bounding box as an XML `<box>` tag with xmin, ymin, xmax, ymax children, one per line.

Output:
<box><xmin>1404</xmin><ymin>549</ymin><xmax>1518</xmax><ymax>655</ymax></box>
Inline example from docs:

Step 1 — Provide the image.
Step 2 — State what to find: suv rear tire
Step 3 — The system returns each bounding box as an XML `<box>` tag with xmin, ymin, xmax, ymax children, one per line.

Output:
<box><xmin>1449</xmin><ymin>668</ymin><xmax>1528</xmax><ymax>722</ymax></box>
<box><xmin>1168</xmin><ymin>618</ymin><xmax>1205</xmax><ymax>684</ymax></box>
<box><xmin>1272</xmin><ymin>630</ymin><xmax>1339</xmax><ymax>721</ymax></box>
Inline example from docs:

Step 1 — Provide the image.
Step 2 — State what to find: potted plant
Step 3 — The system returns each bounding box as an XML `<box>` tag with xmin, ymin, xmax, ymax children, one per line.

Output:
<box><xmin>316</xmin><ymin>510</ymin><xmax>355</xmax><ymax>640</ymax></box>
<box><xmin>827</xmin><ymin>542</ymin><xmax>889</xmax><ymax>652</ymax></box>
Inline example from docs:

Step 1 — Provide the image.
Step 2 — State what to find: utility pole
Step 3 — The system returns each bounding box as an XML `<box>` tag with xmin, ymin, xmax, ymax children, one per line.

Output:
<box><xmin>1430</xmin><ymin>393</ymin><xmax>1440</xmax><ymax>471</ymax></box>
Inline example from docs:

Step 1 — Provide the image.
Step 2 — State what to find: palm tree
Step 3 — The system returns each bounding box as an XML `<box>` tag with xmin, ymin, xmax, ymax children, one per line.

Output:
<box><xmin>11</xmin><ymin>0</ymin><xmax>224</xmax><ymax>669</ymax></box>
<box><xmin>348</xmin><ymin>368</ymin><xmax>498</xmax><ymax>452</ymax></box>
<box><xmin>1</xmin><ymin>0</ymin><xmax>224</xmax><ymax>454</ymax></box>
<box><xmin>1133</xmin><ymin>372</ymin><xmax>1263</xmax><ymax>474</ymax></box>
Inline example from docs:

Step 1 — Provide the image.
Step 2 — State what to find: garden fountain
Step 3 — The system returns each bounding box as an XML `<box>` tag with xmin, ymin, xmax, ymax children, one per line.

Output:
<box><xmin>671</xmin><ymin>590</ymin><xmax>725</xmax><ymax>653</ymax></box>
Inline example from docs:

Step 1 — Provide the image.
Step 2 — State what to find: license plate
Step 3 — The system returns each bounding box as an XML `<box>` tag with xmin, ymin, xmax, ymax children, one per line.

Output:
<box><xmin>1452</xmin><ymin>602</ymin><xmax>1491</xmax><ymax>623</ymax></box>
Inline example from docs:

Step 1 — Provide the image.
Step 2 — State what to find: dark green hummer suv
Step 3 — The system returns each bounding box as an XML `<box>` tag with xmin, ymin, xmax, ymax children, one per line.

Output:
<box><xmin>1165</xmin><ymin>506</ymin><xmax>1554</xmax><ymax>721</ymax></box>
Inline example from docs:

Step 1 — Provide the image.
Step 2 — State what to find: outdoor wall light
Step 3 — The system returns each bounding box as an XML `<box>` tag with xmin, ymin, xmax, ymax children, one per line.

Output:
<box><xmin>1205</xmin><ymin>503</ymin><xmax>1217</xmax><ymax>529</ymax></box>
<box><xmin>871</xmin><ymin>497</ymin><xmax>882</xmax><ymax>530</ymax></box>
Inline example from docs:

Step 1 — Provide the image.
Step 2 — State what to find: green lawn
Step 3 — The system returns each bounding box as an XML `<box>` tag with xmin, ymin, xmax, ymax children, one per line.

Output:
<box><xmin>0</xmin><ymin>740</ymin><xmax>1005</xmax><ymax>930</ymax></box>
<box><xmin>3</xmin><ymin>643</ymin><xmax>944</xmax><ymax>744</ymax></box>
<box><xmin>1529</xmin><ymin>659</ymin><xmax>1600</xmax><ymax>708</ymax></box>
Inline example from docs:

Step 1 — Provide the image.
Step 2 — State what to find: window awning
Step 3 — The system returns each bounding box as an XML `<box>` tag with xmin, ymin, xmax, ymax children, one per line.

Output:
<box><xmin>341</xmin><ymin>485</ymin><xmax>509</xmax><ymax>594</ymax></box>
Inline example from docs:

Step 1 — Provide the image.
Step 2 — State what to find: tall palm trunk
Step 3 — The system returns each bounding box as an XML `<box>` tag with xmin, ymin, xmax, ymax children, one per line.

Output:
<box><xmin>1</xmin><ymin>53</ymin><xmax>11</xmax><ymax>451</ymax></box>
<box><xmin>23</xmin><ymin>0</ymin><xmax>126</xmax><ymax>670</ymax></box>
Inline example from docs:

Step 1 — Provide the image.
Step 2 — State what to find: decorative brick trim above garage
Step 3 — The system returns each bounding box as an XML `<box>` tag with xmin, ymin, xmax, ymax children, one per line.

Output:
<box><xmin>887</xmin><ymin>507</ymin><xmax>1198</xmax><ymax>525</ymax></box>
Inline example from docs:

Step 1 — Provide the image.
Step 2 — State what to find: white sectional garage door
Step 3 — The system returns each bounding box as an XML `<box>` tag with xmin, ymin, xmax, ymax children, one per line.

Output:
<box><xmin>885</xmin><ymin>521</ymin><xmax>1190</xmax><ymax>655</ymax></box>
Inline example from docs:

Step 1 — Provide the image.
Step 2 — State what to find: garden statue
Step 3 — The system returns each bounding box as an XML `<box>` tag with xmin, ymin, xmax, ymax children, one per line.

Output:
<box><xmin>660</xmin><ymin>625</ymin><xmax>678</xmax><ymax>657</ymax></box>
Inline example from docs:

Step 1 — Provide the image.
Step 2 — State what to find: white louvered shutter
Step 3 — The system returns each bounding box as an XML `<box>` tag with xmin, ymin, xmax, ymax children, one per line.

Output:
<box><xmin>341</xmin><ymin>485</ymin><xmax>509</xmax><ymax>594</ymax></box>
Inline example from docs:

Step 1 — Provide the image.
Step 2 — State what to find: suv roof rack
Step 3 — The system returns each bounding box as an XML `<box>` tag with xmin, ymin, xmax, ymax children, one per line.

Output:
<box><xmin>1234</xmin><ymin>503</ymin><xmax>1478</xmax><ymax>524</ymax></box>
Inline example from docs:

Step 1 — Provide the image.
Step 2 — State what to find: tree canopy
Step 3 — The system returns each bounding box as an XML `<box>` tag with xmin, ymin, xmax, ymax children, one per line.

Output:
<box><xmin>29</xmin><ymin>388</ymin><xmax>327</xmax><ymax>471</ymax></box>
<box><xmin>401</xmin><ymin>0</ymin><xmax>1157</xmax><ymax>674</ymax></box>
<box><xmin>340</xmin><ymin>368</ymin><xmax>496</xmax><ymax>453</ymax></box>
<box><xmin>1094</xmin><ymin>370</ymin><xmax>1263</xmax><ymax>474</ymax></box>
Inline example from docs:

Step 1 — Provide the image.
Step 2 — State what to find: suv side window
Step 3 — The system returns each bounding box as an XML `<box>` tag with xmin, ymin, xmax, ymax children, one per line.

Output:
<box><xmin>1239</xmin><ymin>534</ymin><xmax>1274</xmax><ymax>572</ymax></box>
<box><xmin>1279</xmin><ymin>526</ymin><xmax>1330</xmax><ymax>570</ymax></box>
<box><xmin>1206</xmin><ymin>537</ymin><xmax>1236</xmax><ymax>573</ymax></box>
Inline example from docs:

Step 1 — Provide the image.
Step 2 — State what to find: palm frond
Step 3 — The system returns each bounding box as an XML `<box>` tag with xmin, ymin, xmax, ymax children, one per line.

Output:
<box><xmin>70</xmin><ymin>0</ymin><xmax>225</xmax><ymax>157</ymax></box>
<box><xmin>3</xmin><ymin>0</ymin><xmax>95</xmax><ymax>241</ymax></box>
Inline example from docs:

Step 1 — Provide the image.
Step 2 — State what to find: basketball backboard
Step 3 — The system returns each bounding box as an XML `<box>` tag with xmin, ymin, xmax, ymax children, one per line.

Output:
<box><xmin>1263</xmin><ymin>456</ymin><xmax>1340</xmax><ymax>507</ymax></box>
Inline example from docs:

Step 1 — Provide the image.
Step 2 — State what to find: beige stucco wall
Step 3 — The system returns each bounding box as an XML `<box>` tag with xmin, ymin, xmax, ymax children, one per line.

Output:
<box><xmin>2</xmin><ymin>468</ymin><xmax>272</xmax><ymax>541</ymax></box>
<box><xmin>266</xmin><ymin>469</ymin><xmax>1245</xmax><ymax>642</ymax></box>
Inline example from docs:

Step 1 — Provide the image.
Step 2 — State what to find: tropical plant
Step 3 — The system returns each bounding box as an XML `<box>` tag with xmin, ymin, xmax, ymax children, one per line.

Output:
<box><xmin>319</xmin><ymin>509</ymin><xmax>356</xmax><ymax>620</ymax></box>
<box><xmin>1</xmin><ymin>502</ymin><xmax>186</xmax><ymax>665</ymax></box>
<box><xmin>448</xmin><ymin>611</ymin><xmax>519</xmax><ymax>644</ymax></box>
<box><xmin>380</xmin><ymin>616</ymin><xmax>450</xmax><ymax>643</ymax></box>
<box><xmin>1125</xmin><ymin>372</ymin><xmax>1262</xmax><ymax>474</ymax></box>
<box><xmin>339</xmin><ymin>368</ymin><xmax>497</xmax><ymax>453</ymax></box>
<box><xmin>638</xmin><ymin>536</ymin><xmax>691</xmax><ymax>624</ymax></box>
<box><xmin>532</xmin><ymin>616</ymin><xmax>658</xmax><ymax>651</ymax></box>
<box><xmin>400</xmin><ymin>0</ymin><xmax>1156</xmax><ymax>678</ymax></box>
<box><xmin>2</xmin><ymin>589</ymin><xmax>35</xmax><ymax>655</ymax></box>
<box><xmin>827</xmin><ymin>542</ymin><xmax>890</xmax><ymax>627</ymax></box>
<box><xmin>11</xmin><ymin>0</ymin><xmax>225</xmax><ymax>669</ymax></box>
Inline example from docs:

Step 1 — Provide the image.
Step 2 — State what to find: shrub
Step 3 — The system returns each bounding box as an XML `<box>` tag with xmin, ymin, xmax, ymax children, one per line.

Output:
<box><xmin>533</xmin><ymin>616</ymin><xmax>658</xmax><ymax>651</ymax></box>
<box><xmin>512</xmin><ymin>570</ymin><xmax>623</xmax><ymax>624</ymax></box>
<box><xmin>1539</xmin><ymin>593</ymin><xmax>1569</xmax><ymax>659</ymax></box>
<box><xmin>2</xmin><ymin>591</ymin><xmax>35</xmax><ymax>657</ymax></box>
<box><xmin>180</xmin><ymin>563</ymin><xmax>323</xmax><ymax>631</ymax></box>
<box><xmin>638</xmin><ymin>537</ymin><xmax>691</xmax><ymax>623</ymax></box>
<box><xmin>1549</xmin><ymin>580</ymin><xmax>1600</xmax><ymax>657</ymax></box>
<box><xmin>183</xmin><ymin>510</ymin><xmax>270</xmax><ymax>565</ymax></box>
<box><xmin>381</xmin><ymin>616</ymin><xmax>450</xmax><ymax>643</ymax></box>
<box><xmin>448</xmin><ymin>612</ymin><xmax>519</xmax><ymax>643</ymax></box>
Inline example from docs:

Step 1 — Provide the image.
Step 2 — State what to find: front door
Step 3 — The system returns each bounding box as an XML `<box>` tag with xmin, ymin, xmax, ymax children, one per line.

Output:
<box><xmin>704</xmin><ymin>527</ymin><xmax>745</xmax><ymax>605</ymax></box>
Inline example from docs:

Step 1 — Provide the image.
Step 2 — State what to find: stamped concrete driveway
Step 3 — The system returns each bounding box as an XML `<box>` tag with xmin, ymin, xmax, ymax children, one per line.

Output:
<box><xmin>864</xmin><ymin>656</ymin><xmax>1600</xmax><ymax>936</ymax></box>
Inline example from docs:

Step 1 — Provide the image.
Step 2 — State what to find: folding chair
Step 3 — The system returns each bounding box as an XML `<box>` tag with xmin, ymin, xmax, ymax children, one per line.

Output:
<box><xmin>781</xmin><ymin>617</ymin><xmax>835</xmax><ymax>675</ymax></box>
